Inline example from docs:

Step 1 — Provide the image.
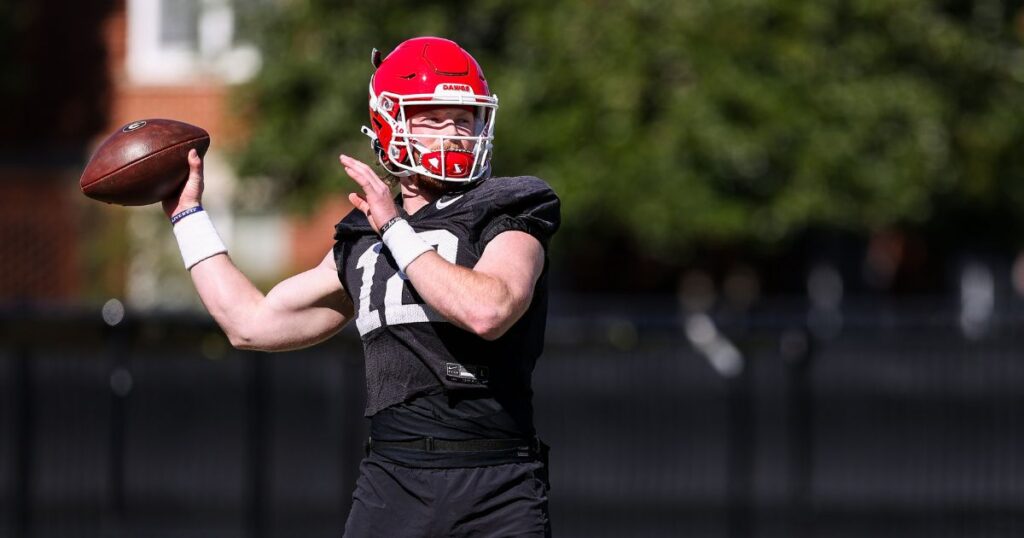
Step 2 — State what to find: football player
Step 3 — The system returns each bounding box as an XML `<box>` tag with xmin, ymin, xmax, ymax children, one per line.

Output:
<box><xmin>163</xmin><ymin>36</ymin><xmax>560</xmax><ymax>536</ymax></box>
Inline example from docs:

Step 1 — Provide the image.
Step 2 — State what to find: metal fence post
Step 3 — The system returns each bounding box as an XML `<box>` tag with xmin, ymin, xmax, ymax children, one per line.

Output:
<box><xmin>785</xmin><ymin>328</ymin><xmax>815</xmax><ymax>538</ymax></box>
<box><xmin>14</xmin><ymin>346</ymin><xmax>33</xmax><ymax>538</ymax></box>
<box><xmin>245</xmin><ymin>350</ymin><xmax>270</xmax><ymax>538</ymax></box>
<box><xmin>105</xmin><ymin>320</ymin><xmax>133</xmax><ymax>529</ymax></box>
<box><xmin>726</xmin><ymin>352</ymin><xmax>755</xmax><ymax>538</ymax></box>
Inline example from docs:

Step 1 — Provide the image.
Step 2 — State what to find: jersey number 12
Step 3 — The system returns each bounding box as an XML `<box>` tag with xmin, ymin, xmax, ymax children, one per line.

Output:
<box><xmin>354</xmin><ymin>229</ymin><xmax>458</xmax><ymax>335</ymax></box>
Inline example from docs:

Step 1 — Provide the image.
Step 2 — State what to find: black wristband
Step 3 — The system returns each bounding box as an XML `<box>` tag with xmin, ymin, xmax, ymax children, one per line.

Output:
<box><xmin>170</xmin><ymin>205</ymin><xmax>203</xmax><ymax>225</ymax></box>
<box><xmin>378</xmin><ymin>216</ymin><xmax>403</xmax><ymax>235</ymax></box>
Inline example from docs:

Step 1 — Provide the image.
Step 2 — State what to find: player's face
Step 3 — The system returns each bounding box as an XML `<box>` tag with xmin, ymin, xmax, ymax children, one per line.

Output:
<box><xmin>406</xmin><ymin>106</ymin><xmax>477</xmax><ymax>152</ymax></box>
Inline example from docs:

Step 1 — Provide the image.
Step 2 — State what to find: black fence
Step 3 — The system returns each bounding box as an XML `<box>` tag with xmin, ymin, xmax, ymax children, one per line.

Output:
<box><xmin>1</xmin><ymin>296</ymin><xmax>1023</xmax><ymax>537</ymax></box>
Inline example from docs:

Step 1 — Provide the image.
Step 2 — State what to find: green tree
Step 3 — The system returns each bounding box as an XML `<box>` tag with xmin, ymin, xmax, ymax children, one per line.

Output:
<box><xmin>233</xmin><ymin>0</ymin><xmax>1024</xmax><ymax>269</ymax></box>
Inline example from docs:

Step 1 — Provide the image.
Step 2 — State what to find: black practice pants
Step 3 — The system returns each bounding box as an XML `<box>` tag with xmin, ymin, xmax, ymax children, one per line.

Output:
<box><xmin>343</xmin><ymin>453</ymin><xmax>551</xmax><ymax>537</ymax></box>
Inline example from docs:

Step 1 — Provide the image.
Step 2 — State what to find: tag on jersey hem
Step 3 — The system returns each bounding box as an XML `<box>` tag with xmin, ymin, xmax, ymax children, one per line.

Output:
<box><xmin>445</xmin><ymin>362</ymin><xmax>489</xmax><ymax>384</ymax></box>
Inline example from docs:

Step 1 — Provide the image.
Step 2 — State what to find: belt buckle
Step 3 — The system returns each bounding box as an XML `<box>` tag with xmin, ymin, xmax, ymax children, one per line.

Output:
<box><xmin>514</xmin><ymin>437</ymin><xmax>538</xmax><ymax>458</ymax></box>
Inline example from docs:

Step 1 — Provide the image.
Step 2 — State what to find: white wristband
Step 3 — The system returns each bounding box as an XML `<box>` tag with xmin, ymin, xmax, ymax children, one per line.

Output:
<box><xmin>172</xmin><ymin>209</ymin><xmax>228</xmax><ymax>269</ymax></box>
<box><xmin>381</xmin><ymin>218</ymin><xmax>432</xmax><ymax>272</ymax></box>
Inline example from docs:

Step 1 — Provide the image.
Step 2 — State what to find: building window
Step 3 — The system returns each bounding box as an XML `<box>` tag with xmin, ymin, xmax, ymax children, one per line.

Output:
<box><xmin>127</xmin><ymin>0</ymin><xmax>260</xmax><ymax>85</ymax></box>
<box><xmin>160</xmin><ymin>0</ymin><xmax>200</xmax><ymax>49</ymax></box>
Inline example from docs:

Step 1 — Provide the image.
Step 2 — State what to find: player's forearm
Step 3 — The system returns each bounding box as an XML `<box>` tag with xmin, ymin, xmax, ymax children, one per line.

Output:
<box><xmin>168</xmin><ymin>204</ymin><xmax>260</xmax><ymax>343</ymax></box>
<box><xmin>405</xmin><ymin>252</ymin><xmax>521</xmax><ymax>339</ymax></box>
<box><xmin>188</xmin><ymin>254</ymin><xmax>268</xmax><ymax>347</ymax></box>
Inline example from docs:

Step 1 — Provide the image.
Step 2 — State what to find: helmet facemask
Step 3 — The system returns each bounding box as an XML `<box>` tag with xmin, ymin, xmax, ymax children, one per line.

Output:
<box><xmin>366</xmin><ymin>89</ymin><xmax>498</xmax><ymax>184</ymax></box>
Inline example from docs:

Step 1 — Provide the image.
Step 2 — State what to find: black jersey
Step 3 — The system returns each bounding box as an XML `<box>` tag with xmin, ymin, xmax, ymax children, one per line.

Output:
<box><xmin>333</xmin><ymin>176</ymin><xmax>560</xmax><ymax>429</ymax></box>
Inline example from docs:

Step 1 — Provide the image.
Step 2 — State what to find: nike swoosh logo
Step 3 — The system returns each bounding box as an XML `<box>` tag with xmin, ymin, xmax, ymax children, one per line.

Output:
<box><xmin>435</xmin><ymin>195</ymin><xmax>465</xmax><ymax>210</ymax></box>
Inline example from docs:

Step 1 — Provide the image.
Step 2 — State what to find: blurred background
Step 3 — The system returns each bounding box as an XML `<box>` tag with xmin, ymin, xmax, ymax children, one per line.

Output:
<box><xmin>2</xmin><ymin>0</ymin><xmax>1024</xmax><ymax>536</ymax></box>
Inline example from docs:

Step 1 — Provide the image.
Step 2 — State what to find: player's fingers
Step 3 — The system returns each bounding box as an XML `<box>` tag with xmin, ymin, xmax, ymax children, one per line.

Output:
<box><xmin>348</xmin><ymin>192</ymin><xmax>369</xmax><ymax>214</ymax></box>
<box><xmin>340</xmin><ymin>153</ymin><xmax>371</xmax><ymax>172</ymax></box>
<box><xmin>187</xmin><ymin>149</ymin><xmax>204</xmax><ymax>183</ymax></box>
<box><xmin>343</xmin><ymin>155</ymin><xmax>376</xmax><ymax>179</ymax></box>
<box><xmin>340</xmin><ymin>154</ymin><xmax>386</xmax><ymax>193</ymax></box>
<box><xmin>340</xmin><ymin>157</ymin><xmax>372</xmax><ymax>189</ymax></box>
<box><xmin>339</xmin><ymin>154</ymin><xmax>366</xmax><ymax>175</ymax></box>
<box><xmin>355</xmin><ymin>161</ymin><xmax>388</xmax><ymax>192</ymax></box>
<box><xmin>345</xmin><ymin>168</ymin><xmax>381</xmax><ymax>202</ymax></box>
<box><xmin>340</xmin><ymin>158</ymin><xmax>377</xmax><ymax>190</ymax></box>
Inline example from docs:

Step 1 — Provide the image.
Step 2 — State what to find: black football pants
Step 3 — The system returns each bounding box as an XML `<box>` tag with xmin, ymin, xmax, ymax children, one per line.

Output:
<box><xmin>342</xmin><ymin>453</ymin><xmax>551</xmax><ymax>537</ymax></box>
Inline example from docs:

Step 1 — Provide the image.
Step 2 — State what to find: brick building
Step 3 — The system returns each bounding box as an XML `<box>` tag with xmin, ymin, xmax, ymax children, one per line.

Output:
<box><xmin>0</xmin><ymin>0</ymin><xmax>350</xmax><ymax>306</ymax></box>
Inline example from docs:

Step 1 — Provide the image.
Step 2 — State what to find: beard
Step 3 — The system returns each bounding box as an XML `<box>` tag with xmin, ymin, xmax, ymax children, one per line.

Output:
<box><xmin>412</xmin><ymin>174</ymin><xmax>453</xmax><ymax>195</ymax></box>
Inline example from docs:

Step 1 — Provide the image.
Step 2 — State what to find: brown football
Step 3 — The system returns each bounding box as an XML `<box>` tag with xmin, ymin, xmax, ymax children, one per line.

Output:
<box><xmin>80</xmin><ymin>119</ymin><xmax>210</xmax><ymax>206</ymax></box>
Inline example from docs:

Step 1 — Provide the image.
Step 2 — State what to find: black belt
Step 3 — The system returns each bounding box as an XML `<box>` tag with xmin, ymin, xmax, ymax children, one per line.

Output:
<box><xmin>368</xmin><ymin>436</ymin><xmax>540</xmax><ymax>454</ymax></box>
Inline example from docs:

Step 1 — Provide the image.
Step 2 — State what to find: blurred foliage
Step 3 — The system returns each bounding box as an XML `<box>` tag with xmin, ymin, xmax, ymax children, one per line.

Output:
<box><xmin>232</xmin><ymin>0</ymin><xmax>1024</xmax><ymax>261</ymax></box>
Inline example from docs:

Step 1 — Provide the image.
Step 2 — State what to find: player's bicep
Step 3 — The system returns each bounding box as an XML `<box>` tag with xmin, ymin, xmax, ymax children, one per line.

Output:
<box><xmin>265</xmin><ymin>251</ymin><xmax>352</xmax><ymax>314</ymax></box>
<box><xmin>249</xmin><ymin>251</ymin><xmax>354</xmax><ymax>350</ymax></box>
<box><xmin>473</xmin><ymin>230</ymin><xmax>545</xmax><ymax>309</ymax></box>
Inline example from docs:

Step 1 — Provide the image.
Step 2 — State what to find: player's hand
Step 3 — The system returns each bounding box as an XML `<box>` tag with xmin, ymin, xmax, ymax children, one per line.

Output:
<box><xmin>163</xmin><ymin>149</ymin><xmax>204</xmax><ymax>219</ymax></box>
<box><xmin>339</xmin><ymin>154</ymin><xmax>399</xmax><ymax>234</ymax></box>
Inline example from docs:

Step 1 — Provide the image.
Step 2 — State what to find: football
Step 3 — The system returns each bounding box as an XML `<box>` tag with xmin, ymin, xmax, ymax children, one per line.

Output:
<box><xmin>80</xmin><ymin>119</ymin><xmax>210</xmax><ymax>206</ymax></box>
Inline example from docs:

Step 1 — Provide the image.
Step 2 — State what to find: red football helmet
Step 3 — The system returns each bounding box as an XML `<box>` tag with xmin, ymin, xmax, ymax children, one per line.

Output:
<box><xmin>362</xmin><ymin>37</ymin><xmax>498</xmax><ymax>183</ymax></box>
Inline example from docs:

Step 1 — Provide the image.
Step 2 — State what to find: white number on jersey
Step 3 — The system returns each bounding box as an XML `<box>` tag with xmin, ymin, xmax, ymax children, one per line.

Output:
<box><xmin>354</xmin><ymin>229</ymin><xmax>459</xmax><ymax>336</ymax></box>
